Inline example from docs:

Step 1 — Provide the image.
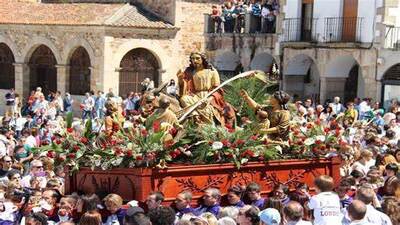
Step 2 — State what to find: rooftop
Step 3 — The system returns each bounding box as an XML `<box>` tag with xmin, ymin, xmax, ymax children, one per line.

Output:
<box><xmin>0</xmin><ymin>0</ymin><xmax>174</xmax><ymax>29</ymax></box>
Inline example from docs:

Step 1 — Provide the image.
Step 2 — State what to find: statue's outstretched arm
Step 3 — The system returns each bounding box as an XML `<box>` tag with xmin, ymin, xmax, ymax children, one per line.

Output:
<box><xmin>240</xmin><ymin>89</ymin><xmax>259</xmax><ymax>110</ymax></box>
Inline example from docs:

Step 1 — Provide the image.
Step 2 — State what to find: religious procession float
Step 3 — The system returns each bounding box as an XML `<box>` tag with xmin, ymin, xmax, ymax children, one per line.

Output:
<box><xmin>34</xmin><ymin>52</ymin><xmax>345</xmax><ymax>203</ymax></box>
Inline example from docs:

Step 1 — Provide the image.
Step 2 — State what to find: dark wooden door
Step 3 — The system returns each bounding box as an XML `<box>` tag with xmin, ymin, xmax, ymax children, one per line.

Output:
<box><xmin>0</xmin><ymin>43</ymin><xmax>15</xmax><ymax>89</ymax></box>
<box><xmin>301</xmin><ymin>0</ymin><xmax>314</xmax><ymax>41</ymax></box>
<box><xmin>119</xmin><ymin>48</ymin><xmax>159</xmax><ymax>97</ymax></box>
<box><xmin>344</xmin><ymin>64</ymin><xmax>359</xmax><ymax>103</ymax></box>
<box><xmin>342</xmin><ymin>0</ymin><xmax>358</xmax><ymax>42</ymax></box>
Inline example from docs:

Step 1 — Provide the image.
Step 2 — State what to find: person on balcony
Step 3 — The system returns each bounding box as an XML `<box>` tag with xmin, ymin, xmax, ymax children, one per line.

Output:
<box><xmin>234</xmin><ymin>1</ymin><xmax>247</xmax><ymax>33</ymax></box>
<box><xmin>250</xmin><ymin>0</ymin><xmax>262</xmax><ymax>33</ymax></box>
<box><xmin>210</xmin><ymin>5</ymin><xmax>223</xmax><ymax>33</ymax></box>
<box><xmin>222</xmin><ymin>2</ymin><xmax>237</xmax><ymax>33</ymax></box>
<box><xmin>261</xmin><ymin>1</ymin><xmax>275</xmax><ymax>33</ymax></box>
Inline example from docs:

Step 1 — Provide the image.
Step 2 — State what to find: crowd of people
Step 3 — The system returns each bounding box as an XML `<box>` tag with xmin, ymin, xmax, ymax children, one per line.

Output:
<box><xmin>0</xmin><ymin>81</ymin><xmax>400</xmax><ymax>225</ymax></box>
<box><xmin>210</xmin><ymin>0</ymin><xmax>279</xmax><ymax>34</ymax></box>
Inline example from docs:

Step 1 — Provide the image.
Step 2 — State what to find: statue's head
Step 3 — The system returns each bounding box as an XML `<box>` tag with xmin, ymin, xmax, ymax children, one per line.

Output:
<box><xmin>158</xmin><ymin>96</ymin><xmax>171</xmax><ymax>109</ymax></box>
<box><xmin>189</xmin><ymin>52</ymin><xmax>212</xmax><ymax>70</ymax></box>
<box><xmin>271</xmin><ymin>91</ymin><xmax>291</xmax><ymax>110</ymax></box>
<box><xmin>105</xmin><ymin>99</ymin><xmax>118</xmax><ymax>114</ymax></box>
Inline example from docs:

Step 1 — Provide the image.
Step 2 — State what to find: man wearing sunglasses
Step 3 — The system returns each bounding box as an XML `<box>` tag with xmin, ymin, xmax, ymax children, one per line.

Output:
<box><xmin>21</xmin><ymin>159</ymin><xmax>47</xmax><ymax>189</ymax></box>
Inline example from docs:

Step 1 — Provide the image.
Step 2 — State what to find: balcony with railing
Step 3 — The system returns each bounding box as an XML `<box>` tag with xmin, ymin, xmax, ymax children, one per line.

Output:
<box><xmin>385</xmin><ymin>27</ymin><xmax>400</xmax><ymax>50</ymax></box>
<box><xmin>204</xmin><ymin>13</ymin><xmax>278</xmax><ymax>35</ymax></box>
<box><xmin>324</xmin><ymin>17</ymin><xmax>363</xmax><ymax>43</ymax></box>
<box><xmin>282</xmin><ymin>17</ymin><xmax>364</xmax><ymax>43</ymax></box>
<box><xmin>282</xmin><ymin>18</ymin><xmax>318</xmax><ymax>42</ymax></box>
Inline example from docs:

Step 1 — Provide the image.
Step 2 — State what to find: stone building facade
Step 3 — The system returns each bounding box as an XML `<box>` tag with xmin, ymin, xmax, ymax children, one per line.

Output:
<box><xmin>0</xmin><ymin>0</ymin><xmax>217</xmax><ymax>114</ymax></box>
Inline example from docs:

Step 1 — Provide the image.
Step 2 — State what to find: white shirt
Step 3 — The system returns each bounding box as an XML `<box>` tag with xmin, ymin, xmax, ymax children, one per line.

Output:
<box><xmin>349</xmin><ymin>219</ymin><xmax>374</xmax><ymax>225</ymax></box>
<box><xmin>364</xmin><ymin>205</ymin><xmax>392</xmax><ymax>225</ymax></box>
<box><xmin>352</xmin><ymin>160</ymin><xmax>375</xmax><ymax>175</ymax></box>
<box><xmin>307</xmin><ymin>192</ymin><xmax>341</xmax><ymax>225</ymax></box>
<box><xmin>15</xmin><ymin>117</ymin><xmax>27</xmax><ymax>131</ymax></box>
<box><xmin>83</xmin><ymin>97</ymin><xmax>95</xmax><ymax>111</ymax></box>
<box><xmin>25</xmin><ymin>135</ymin><xmax>37</xmax><ymax>148</ymax></box>
<box><xmin>286</xmin><ymin>220</ymin><xmax>312</xmax><ymax>225</ymax></box>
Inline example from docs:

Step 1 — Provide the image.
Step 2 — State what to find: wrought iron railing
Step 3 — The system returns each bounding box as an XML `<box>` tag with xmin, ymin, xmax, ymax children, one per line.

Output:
<box><xmin>385</xmin><ymin>27</ymin><xmax>400</xmax><ymax>50</ymax></box>
<box><xmin>282</xmin><ymin>18</ymin><xmax>318</xmax><ymax>42</ymax></box>
<box><xmin>324</xmin><ymin>17</ymin><xmax>363</xmax><ymax>42</ymax></box>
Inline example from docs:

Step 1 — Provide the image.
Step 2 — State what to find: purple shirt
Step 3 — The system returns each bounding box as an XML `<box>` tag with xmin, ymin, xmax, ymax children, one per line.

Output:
<box><xmin>194</xmin><ymin>204</ymin><xmax>221</xmax><ymax>216</ymax></box>
<box><xmin>251</xmin><ymin>198</ymin><xmax>265</xmax><ymax>209</ymax></box>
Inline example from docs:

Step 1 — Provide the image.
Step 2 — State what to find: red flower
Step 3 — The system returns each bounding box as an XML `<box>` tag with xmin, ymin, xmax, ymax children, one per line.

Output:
<box><xmin>315</xmin><ymin>119</ymin><xmax>321</xmax><ymax>126</ymax></box>
<box><xmin>55</xmin><ymin>139</ymin><xmax>62</xmax><ymax>145</ymax></box>
<box><xmin>126</xmin><ymin>150</ymin><xmax>133</xmax><ymax>157</ymax></box>
<box><xmin>335</xmin><ymin>129</ymin><xmax>341</xmax><ymax>137</ymax></box>
<box><xmin>80</xmin><ymin>137</ymin><xmax>88</xmax><ymax>144</ymax></box>
<box><xmin>324</xmin><ymin>127</ymin><xmax>330</xmax><ymax>133</ymax></box>
<box><xmin>58</xmin><ymin>155</ymin><xmax>66</xmax><ymax>162</ymax></box>
<box><xmin>110</xmin><ymin>140</ymin><xmax>117</xmax><ymax>146</ymax></box>
<box><xmin>115</xmin><ymin>148</ymin><xmax>123</xmax><ymax>155</ymax></box>
<box><xmin>258</xmin><ymin>156</ymin><xmax>265</xmax><ymax>161</ymax></box>
<box><xmin>169</xmin><ymin>127</ymin><xmax>178</xmax><ymax>137</ymax></box>
<box><xmin>153</xmin><ymin>121</ymin><xmax>161</xmax><ymax>133</ymax></box>
<box><xmin>164</xmin><ymin>140</ymin><xmax>174</xmax><ymax>149</ymax></box>
<box><xmin>306</xmin><ymin>123</ymin><xmax>312</xmax><ymax>129</ymax></box>
<box><xmin>41</xmin><ymin>140</ymin><xmax>49</xmax><ymax>146</ymax></box>
<box><xmin>320</xmin><ymin>144</ymin><xmax>327</xmax><ymax>150</ymax></box>
<box><xmin>250</xmin><ymin>135</ymin><xmax>258</xmax><ymax>141</ymax></box>
<box><xmin>141</xmin><ymin>129</ymin><xmax>148</xmax><ymax>137</ymax></box>
<box><xmin>293</xmin><ymin>129</ymin><xmax>300</xmax><ymax>135</ymax></box>
<box><xmin>68</xmin><ymin>153</ymin><xmax>76</xmax><ymax>159</ymax></box>
<box><xmin>221</xmin><ymin>139</ymin><xmax>231</xmax><ymax>147</ymax></box>
<box><xmin>67</xmin><ymin>128</ymin><xmax>73</xmax><ymax>133</ymax></box>
<box><xmin>241</xmin><ymin>149</ymin><xmax>255</xmax><ymax>158</ymax></box>
<box><xmin>235</xmin><ymin>139</ymin><xmax>245</xmax><ymax>146</ymax></box>
<box><xmin>297</xmin><ymin>140</ymin><xmax>304</xmax><ymax>145</ymax></box>
<box><xmin>136</xmin><ymin>155</ymin><xmax>143</xmax><ymax>161</ymax></box>
<box><xmin>112</xmin><ymin>124</ymin><xmax>120</xmax><ymax>132</ymax></box>
<box><xmin>72</xmin><ymin>145</ymin><xmax>80</xmax><ymax>152</ymax></box>
<box><xmin>169</xmin><ymin>151</ymin><xmax>177</xmax><ymax>159</ymax></box>
<box><xmin>46</xmin><ymin>151</ymin><xmax>56</xmax><ymax>158</ymax></box>
<box><xmin>225</xmin><ymin>153</ymin><xmax>233</xmax><ymax>158</ymax></box>
<box><xmin>51</xmin><ymin>136</ymin><xmax>56</xmax><ymax>141</ymax></box>
<box><xmin>315</xmin><ymin>140</ymin><xmax>322</xmax><ymax>145</ymax></box>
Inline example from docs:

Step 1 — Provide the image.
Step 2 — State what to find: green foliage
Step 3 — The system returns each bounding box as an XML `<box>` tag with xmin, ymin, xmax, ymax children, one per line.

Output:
<box><xmin>224</xmin><ymin>77</ymin><xmax>277</xmax><ymax>120</ymax></box>
<box><xmin>66</xmin><ymin>112</ymin><xmax>73</xmax><ymax>128</ymax></box>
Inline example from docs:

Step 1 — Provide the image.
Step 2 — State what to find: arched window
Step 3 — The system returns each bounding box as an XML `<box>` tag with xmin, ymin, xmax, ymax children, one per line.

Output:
<box><xmin>0</xmin><ymin>43</ymin><xmax>15</xmax><ymax>89</ymax></box>
<box><xmin>119</xmin><ymin>48</ymin><xmax>159</xmax><ymax>97</ymax></box>
<box><xmin>29</xmin><ymin>45</ymin><xmax>57</xmax><ymax>95</ymax></box>
<box><xmin>69</xmin><ymin>47</ymin><xmax>91</xmax><ymax>95</ymax></box>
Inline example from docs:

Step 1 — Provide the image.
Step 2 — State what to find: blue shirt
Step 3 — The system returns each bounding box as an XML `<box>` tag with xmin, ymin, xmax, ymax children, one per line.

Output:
<box><xmin>176</xmin><ymin>206</ymin><xmax>195</xmax><ymax>218</ymax></box>
<box><xmin>251</xmin><ymin>198</ymin><xmax>265</xmax><ymax>209</ymax></box>
<box><xmin>231</xmin><ymin>200</ymin><xmax>245</xmax><ymax>208</ymax></box>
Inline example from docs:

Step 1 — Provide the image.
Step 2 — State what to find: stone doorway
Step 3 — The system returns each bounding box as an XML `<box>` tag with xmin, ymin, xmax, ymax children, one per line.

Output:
<box><xmin>29</xmin><ymin>45</ymin><xmax>57</xmax><ymax>96</ymax></box>
<box><xmin>69</xmin><ymin>47</ymin><xmax>91</xmax><ymax>95</ymax></box>
<box><xmin>0</xmin><ymin>43</ymin><xmax>15</xmax><ymax>89</ymax></box>
<box><xmin>119</xmin><ymin>48</ymin><xmax>159</xmax><ymax>97</ymax></box>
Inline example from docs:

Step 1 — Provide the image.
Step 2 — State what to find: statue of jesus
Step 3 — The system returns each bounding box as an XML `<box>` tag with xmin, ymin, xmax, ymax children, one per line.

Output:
<box><xmin>177</xmin><ymin>52</ymin><xmax>226</xmax><ymax>124</ymax></box>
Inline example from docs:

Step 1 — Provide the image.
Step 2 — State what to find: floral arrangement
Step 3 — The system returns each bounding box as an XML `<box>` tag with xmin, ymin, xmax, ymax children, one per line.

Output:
<box><xmin>32</xmin><ymin>78</ymin><xmax>347</xmax><ymax>171</ymax></box>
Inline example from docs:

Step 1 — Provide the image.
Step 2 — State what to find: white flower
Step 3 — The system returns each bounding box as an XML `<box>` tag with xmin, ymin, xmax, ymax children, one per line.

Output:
<box><xmin>111</xmin><ymin>158</ymin><xmax>123</xmax><ymax>166</ymax></box>
<box><xmin>275</xmin><ymin>145</ymin><xmax>283</xmax><ymax>154</ymax></box>
<box><xmin>94</xmin><ymin>159</ymin><xmax>101</xmax><ymax>167</ymax></box>
<box><xmin>212</xmin><ymin>141</ymin><xmax>223</xmax><ymax>150</ymax></box>
<box><xmin>315</xmin><ymin>135</ymin><xmax>326</xmax><ymax>142</ymax></box>
<box><xmin>304</xmin><ymin>138</ymin><xmax>315</xmax><ymax>146</ymax></box>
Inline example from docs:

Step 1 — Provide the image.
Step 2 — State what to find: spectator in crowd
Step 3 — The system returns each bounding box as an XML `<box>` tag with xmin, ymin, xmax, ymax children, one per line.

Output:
<box><xmin>283</xmin><ymin>201</ymin><xmax>312</xmax><ymax>225</ymax></box>
<box><xmin>146</xmin><ymin>191</ymin><xmax>165</xmax><ymax>211</ymax></box>
<box><xmin>211</xmin><ymin>5</ymin><xmax>223</xmax><ymax>33</ymax></box>
<box><xmin>148</xmin><ymin>206</ymin><xmax>176</xmax><ymax>225</ymax></box>
<box><xmin>195</xmin><ymin>188</ymin><xmax>221</xmax><ymax>216</ymax></box>
<box><xmin>79</xmin><ymin>211</ymin><xmax>102</xmax><ymax>225</ymax></box>
<box><xmin>64</xmin><ymin>92</ymin><xmax>74</xmax><ymax>113</ymax></box>
<box><xmin>250</xmin><ymin>0</ymin><xmax>262</xmax><ymax>33</ymax></box>
<box><xmin>306</xmin><ymin>175</ymin><xmax>341</xmax><ymax>225</ymax></box>
<box><xmin>94</xmin><ymin>91</ymin><xmax>106</xmax><ymax>119</ymax></box>
<box><xmin>81</xmin><ymin>92</ymin><xmax>95</xmax><ymax>120</ymax></box>
<box><xmin>245</xmin><ymin>182</ymin><xmax>265</xmax><ymax>209</ymax></box>
<box><xmin>259</xmin><ymin>208</ymin><xmax>281</xmax><ymax>225</ymax></box>
<box><xmin>175</xmin><ymin>191</ymin><xmax>194</xmax><ymax>218</ymax></box>
<box><xmin>103</xmin><ymin>193</ymin><xmax>126</xmax><ymax>225</ymax></box>
<box><xmin>331</xmin><ymin>96</ymin><xmax>345</xmax><ymax>115</ymax></box>
<box><xmin>4</xmin><ymin>88</ymin><xmax>15</xmax><ymax>115</ymax></box>
<box><xmin>347</xmin><ymin>200</ymin><xmax>373</xmax><ymax>225</ymax></box>
<box><xmin>166</xmin><ymin>79</ymin><xmax>178</xmax><ymax>97</ymax></box>
<box><xmin>227</xmin><ymin>186</ymin><xmax>245</xmax><ymax>208</ymax></box>
<box><xmin>222</xmin><ymin>1</ymin><xmax>237</xmax><ymax>33</ymax></box>
<box><xmin>237</xmin><ymin>206</ymin><xmax>260</xmax><ymax>225</ymax></box>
